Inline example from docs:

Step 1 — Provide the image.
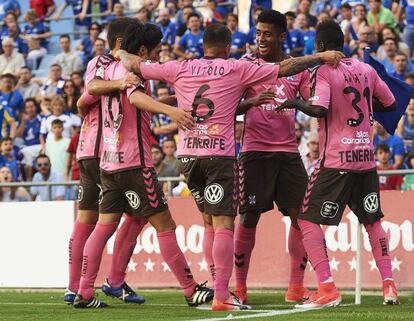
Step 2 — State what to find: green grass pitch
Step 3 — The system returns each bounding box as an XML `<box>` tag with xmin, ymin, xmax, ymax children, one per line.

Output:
<box><xmin>0</xmin><ymin>290</ymin><xmax>413</xmax><ymax>321</ymax></box>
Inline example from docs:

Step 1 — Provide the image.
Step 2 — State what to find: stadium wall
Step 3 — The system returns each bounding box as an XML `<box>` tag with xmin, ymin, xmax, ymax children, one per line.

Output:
<box><xmin>0</xmin><ymin>192</ymin><xmax>413</xmax><ymax>289</ymax></box>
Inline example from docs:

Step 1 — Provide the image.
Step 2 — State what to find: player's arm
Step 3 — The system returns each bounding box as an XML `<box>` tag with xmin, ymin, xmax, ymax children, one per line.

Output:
<box><xmin>88</xmin><ymin>72</ymin><xmax>140</xmax><ymax>96</ymax></box>
<box><xmin>275</xmin><ymin>99</ymin><xmax>327</xmax><ymax>118</ymax></box>
<box><xmin>158</xmin><ymin>95</ymin><xmax>177</xmax><ymax>106</ymax></box>
<box><xmin>153</xmin><ymin>122</ymin><xmax>179</xmax><ymax>135</ymax></box>
<box><xmin>277</xmin><ymin>51</ymin><xmax>344</xmax><ymax>77</ymax></box>
<box><xmin>129</xmin><ymin>90</ymin><xmax>195</xmax><ymax>130</ymax></box>
<box><xmin>372</xmin><ymin>97</ymin><xmax>397</xmax><ymax>112</ymax></box>
<box><xmin>237</xmin><ymin>89</ymin><xmax>276</xmax><ymax>115</ymax></box>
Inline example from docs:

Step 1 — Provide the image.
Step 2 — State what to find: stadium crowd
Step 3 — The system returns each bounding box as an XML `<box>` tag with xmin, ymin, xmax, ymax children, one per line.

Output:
<box><xmin>0</xmin><ymin>0</ymin><xmax>414</xmax><ymax>203</ymax></box>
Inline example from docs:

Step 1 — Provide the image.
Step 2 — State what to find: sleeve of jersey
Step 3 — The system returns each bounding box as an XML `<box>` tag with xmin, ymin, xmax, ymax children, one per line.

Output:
<box><xmin>140</xmin><ymin>61</ymin><xmax>179</xmax><ymax>84</ymax></box>
<box><xmin>308</xmin><ymin>66</ymin><xmax>330</xmax><ymax>109</ymax></box>
<box><xmin>238</xmin><ymin>60</ymin><xmax>280</xmax><ymax>89</ymax></box>
<box><xmin>298</xmin><ymin>70</ymin><xmax>311</xmax><ymax>100</ymax></box>
<box><xmin>372</xmin><ymin>70</ymin><xmax>396</xmax><ymax>108</ymax></box>
<box><xmin>79</xmin><ymin>90</ymin><xmax>98</xmax><ymax>106</ymax></box>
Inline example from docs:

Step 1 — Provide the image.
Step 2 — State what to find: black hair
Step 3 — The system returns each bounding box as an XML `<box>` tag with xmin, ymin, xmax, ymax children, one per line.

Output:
<box><xmin>35</xmin><ymin>154</ymin><xmax>50</xmax><ymax>163</ymax></box>
<box><xmin>50</xmin><ymin>63</ymin><xmax>62</xmax><ymax>70</ymax></box>
<box><xmin>25</xmin><ymin>97</ymin><xmax>40</xmax><ymax>113</ymax></box>
<box><xmin>151</xmin><ymin>144</ymin><xmax>164</xmax><ymax>154</ymax></box>
<box><xmin>121</xmin><ymin>22</ymin><xmax>163</xmax><ymax>54</ymax></box>
<box><xmin>203</xmin><ymin>23</ymin><xmax>232</xmax><ymax>48</ymax></box>
<box><xmin>107</xmin><ymin>17</ymin><xmax>138</xmax><ymax>50</ymax></box>
<box><xmin>94</xmin><ymin>37</ymin><xmax>106</xmax><ymax>45</ymax></box>
<box><xmin>88</xmin><ymin>22</ymin><xmax>102</xmax><ymax>33</ymax></box>
<box><xmin>187</xmin><ymin>12</ymin><xmax>200</xmax><ymax>23</ymax></box>
<box><xmin>253</xmin><ymin>6</ymin><xmax>264</xmax><ymax>14</ymax></box>
<box><xmin>59</xmin><ymin>33</ymin><xmax>70</xmax><ymax>41</ymax></box>
<box><xmin>257</xmin><ymin>9</ymin><xmax>287</xmax><ymax>33</ymax></box>
<box><xmin>375</xmin><ymin>144</ymin><xmax>390</xmax><ymax>154</ymax></box>
<box><xmin>227</xmin><ymin>13</ymin><xmax>238</xmax><ymax>23</ymax></box>
<box><xmin>341</xmin><ymin>3</ymin><xmax>352</xmax><ymax>10</ymax></box>
<box><xmin>0</xmin><ymin>137</ymin><xmax>13</xmax><ymax>144</ymax></box>
<box><xmin>156</xmin><ymin>83</ymin><xmax>170</xmax><ymax>95</ymax></box>
<box><xmin>20</xmin><ymin>66</ymin><xmax>31</xmax><ymax>72</ymax></box>
<box><xmin>315</xmin><ymin>20</ymin><xmax>344</xmax><ymax>51</ymax></box>
<box><xmin>51</xmin><ymin>119</ymin><xmax>64</xmax><ymax>127</ymax></box>
<box><xmin>285</xmin><ymin>11</ymin><xmax>296</xmax><ymax>19</ymax></box>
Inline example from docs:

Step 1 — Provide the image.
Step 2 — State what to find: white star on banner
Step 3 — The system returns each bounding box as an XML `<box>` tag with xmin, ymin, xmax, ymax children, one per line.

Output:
<box><xmin>127</xmin><ymin>258</ymin><xmax>137</xmax><ymax>272</ymax></box>
<box><xmin>329</xmin><ymin>257</ymin><xmax>340</xmax><ymax>271</ymax></box>
<box><xmin>369</xmin><ymin>259</ymin><xmax>378</xmax><ymax>271</ymax></box>
<box><xmin>198</xmin><ymin>258</ymin><xmax>208</xmax><ymax>272</ymax></box>
<box><xmin>391</xmin><ymin>256</ymin><xmax>402</xmax><ymax>271</ymax></box>
<box><xmin>348</xmin><ymin>257</ymin><xmax>357</xmax><ymax>271</ymax></box>
<box><xmin>144</xmin><ymin>258</ymin><xmax>155</xmax><ymax>272</ymax></box>
<box><xmin>162</xmin><ymin>262</ymin><xmax>171</xmax><ymax>272</ymax></box>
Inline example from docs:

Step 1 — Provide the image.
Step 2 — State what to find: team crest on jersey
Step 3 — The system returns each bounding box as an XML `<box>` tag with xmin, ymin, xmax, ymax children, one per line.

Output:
<box><xmin>96</xmin><ymin>66</ymin><xmax>105</xmax><ymax>79</ymax></box>
<box><xmin>204</xmin><ymin>183</ymin><xmax>224</xmax><ymax>205</ymax></box>
<box><xmin>208</xmin><ymin>124</ymin><xmax>220</xmax><ymax>136</ymax></box>
<box><xmin>248</xmin><ymin>195</ymin><xmax>256</xmax><ymax>205</ymax></box>
<box><xmin>125</xmin><ymin>191</ymin><xmax>140</xmax><ymax>209</ymax></box>
<box><xmin>363</xmin><ymin>192</ymin><xmax>378</xmax><ymax>214</ymax></box>
<box><xmin>320</xmin><ymin>201</ymin><xmax>339</xmax><ymax>218</ymax></box>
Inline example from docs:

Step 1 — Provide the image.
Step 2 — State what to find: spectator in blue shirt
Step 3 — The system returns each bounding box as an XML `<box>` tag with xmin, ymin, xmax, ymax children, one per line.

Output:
<box><xmin>227</xmin><ymin>13</ymin><xmax>247</xmax><ymax>59</ymax></box>
<box><xmin>296</xmin><ymin>13</ymin><xmax>315</xmax><ymax>56</ymax></box>
<box><xmin>381</xmin><ymin>37</ymin><xmax>413</xmax><ymax>73</ymax></box>
<box><xmin>390</xmin><ymin>52</ymin><xmax>410</xmax><ymax>80</ymax></box>
<box><xmin>297</xmin><ymin>0</ymin><xmax>317</xmax><ymax>28</ymax></box>
<box><xmin>23</xmin><ymin>9</ymin><xmax>51</xmax><ymax>70</ymax></box>
<box><xmin>77</xmin><ymin>22</ymin><xmax>102</xmax><ymax>65</ymax></box>
<box><xmin>247</xmin><ymin>6</ymin><xmax>264</xmax><ymax>53</ymax></box>
<box><xmin>174</xmin><ymin>13</ymin><xmax>204</xmax><ymax>60</ymax></box>
<box><xmin>0</xmin><ymin>0</ymin><xmax>21</xmax><ymax>21</ymax></box>
<box><xmin>0</xmin><ymin>22</ymin><xmax>28</xmax><ymax>56</ymax></box>
<box><xmin>283</xmin><ymin>11</ymin><xmax>305</xmax><ymax>56</ymax></box>
<box><xmin>398</xmin><ymin>0</ymin><xmax>414</xmax><ymax>55</ymax></box>
<box><xmin>374</xmin><ymin>121</ymin><xmax>405</xmax><ymax>168</ymax></box>
<box><xmin>16</xmin><ymin>98</ymin><xmax>42</xmax><ymax>181</ymax></box>
<box><xmin>175</xmin><ymin>0</ymin><xmax>202</xmax><ymax>30</ymax></box>
<box><xmin>30</xmin><ymin>154</ymin><xmax>65</xmax><ymax>201</ymax></box>
<box><xmin>0</xmin><ymin>73</ymin><xmax>24</xmax><ymax>121</ymax></box>
<box><xmin>314</xmin><ymin>0</ymin><xmax>341</xmax><ymax>18</ymax></box>
<box><xmin>158</xmin><ymin>8</ymin><xmax>176</xmax><ymax>46</ymax></box>
<box><xmin>0</xmin><ymin>137</ymin><xmax>19</xmax><ymax>180</ymax></box>
<box><xmin>53</xmin><ymin>0</ymin><xmax>92</xmax><ymax>39</ymax></box>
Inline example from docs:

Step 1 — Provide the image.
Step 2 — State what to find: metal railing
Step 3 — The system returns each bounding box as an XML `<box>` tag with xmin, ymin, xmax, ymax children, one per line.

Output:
<box><xmin>0</xmin><ymin>177</ymin><xmax>184</xmax><ymax>200</ymax></box>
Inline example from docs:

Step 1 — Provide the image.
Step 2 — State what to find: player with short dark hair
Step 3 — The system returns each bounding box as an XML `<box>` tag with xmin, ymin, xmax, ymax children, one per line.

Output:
<box><xmin>76</xmin><ymin>21</ymin><xmax>214</xmax><ymax>309</ymax></box>
<box><xmin>117</xmin><ymin>22</ymin><xmax>344</xmax><ymax>311</ymax></box>
<box><xmin>276</xmin><ymin>20</ymin><xmax>400</xmax><ymax>308</ymax></box>
<box><xmin>65</xmin><ymin>17</ymin><xmax>146</xmax><ymax>308</ymax></box>
<box><xmin>234</xmin><ymin>9</ymin><xmax>312</xmax><ymax>305</ymax></box>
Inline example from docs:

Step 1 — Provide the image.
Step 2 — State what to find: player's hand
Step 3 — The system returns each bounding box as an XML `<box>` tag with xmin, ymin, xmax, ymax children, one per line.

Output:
<box><xmin>317</xmin><ymin>50</ymin><xmax>345</xmax><ymax>67</ymax></box>
<box><xmin>169</xmin><ymin>108</ymin><xmax>195</xmax><ymax>131</ymax></box>
<box><xmin>248</xmin><ymin>89</ymin><xmax>276</xmax><ymax>106</ymax></box>
<box><xmin>274</xmin><ymin>99</ymin><xmax>293</xmax><ymax>112</ymax></box>
<box><xmin>119</xmin><ymin>72</ymin><xmax>140</xmax><ymax>90</ymax></box>
<box><xmin>116</xmin><ymin>50</ymin><xmax>142</xmax><ymax>73</ymax></box>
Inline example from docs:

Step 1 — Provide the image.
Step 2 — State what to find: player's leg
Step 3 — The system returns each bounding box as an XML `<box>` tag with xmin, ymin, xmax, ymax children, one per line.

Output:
<box><xmin>122</xmin><ymin>167</ymin><xmax>213</xmax><ymax>307</ymax></box>
<box><xmin>348</xmin><ymin>171</ymin><xmax>399</xmax><ymax>305</ymax></box>
<box><xmin>234</xmin><ymin>152</ymin><xmax>275</xmax><ymax>303</ymax></box>
<box><xmin>74</xmin><ymin>171</ymin><xmax>126</xmax><ymax>308</ymax></box>
<box><xmin>275</xmin><ymin>154</ymin><xmax>311</xmax><ymax>302</ymax></box>
<box><xmin>202</xmin><ymin>213</ymin><xmax>216</xmax><ymax>281</ymax></box>
<box><xmin>65</xmin><ymin>159</ymin><xmax>100</xmax><ymax>304</ymax></box>
<box><xmin>296</xmin><ymin>167</ymin><xmax>352</xmax><ymax>309</ymax></box>
<box><xmin>102</xmin><ymin>213</ymin><xmax>147</xmax><ymax>304</ymax></box>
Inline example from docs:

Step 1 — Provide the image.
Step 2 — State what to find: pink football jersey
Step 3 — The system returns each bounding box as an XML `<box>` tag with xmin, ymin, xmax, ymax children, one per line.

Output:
<box><xmin>309</xmin><ymin>58</ymin><xmax>395</xmax><ymax>171</ymax></box>
<box><xmin>140</xmin><ymin>58</ymin><xmax>280</xmax><ymax>158</ymax></box>
<box><xmin>100</xmin><ymin>61</ymin><xmax>153</xmax><ymax>173</ymax></box>
<box><xmin>77</xmin><ymin>55</ymin><xmax>113</xmax><ymax>161</ymax></box>
<box><xmin>241</xmin><ymin>54</ymin><xmax>309</xmax><ymax>153</ymax></box>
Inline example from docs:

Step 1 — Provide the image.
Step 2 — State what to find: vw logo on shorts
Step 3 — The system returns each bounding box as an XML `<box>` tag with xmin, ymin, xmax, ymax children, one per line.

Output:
<box><xmin>125</xmin><ymin>190</ymin><xmax>141</xmax><ymax>209</ymax></box>
<box><xmin>77</xmin><ymin>186</ymin><xmax>83</xmax><ymax>202</ymax></box>
<box><xmin>204</xmin><ymin>183</ymin><xmax>224</xmax><ymax>205</ymax></box>
<box><xmin>363</xmin><ymin>192</ymin><xmax>378</xmax><ymax>214</ymax></box>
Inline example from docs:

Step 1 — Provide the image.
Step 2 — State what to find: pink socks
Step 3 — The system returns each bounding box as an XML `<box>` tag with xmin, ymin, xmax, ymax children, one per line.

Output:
<box><xmin>107</xmin><ymin>215</ymin><xmax>147</xmax><ymax>288</ymax></box>
<box><xmin>234</xmin><ymin>224</ymin><xmax>256</xmax><ymax>288</ymax></box>
<box><xmin>78</xmin><ymin>221</ymin><xmax>119</xmax><ymax>300</ymax></box>
<box><xmin>288</xmin><ymin>226</ymin><xmax>308</xmax><ymax>285</ymax></box>
<box><xmin>365</xmin><ymin>221</ymin><xmax>392</xmax><ymax>280</ymax></box>
<box><xmin>157</xmin><ymin>230</ymin><xmax>197</xmax><ymax>297</ymax></box>
<box><xmin>213</xmin><ymin>228</ymin><xmax>234</xmax><ymax>301</ymax></box>
<box><xmin>203</xmin><ymin>226</ymin><xmax>216</xmax><ymax>281</ymax></box>
<box><xmin>298</xmin><ymin>219</ymin><xmax>332</xmax><ymax>283</ymax></box>
<box><xmin>68</xmin><ymin>221</ymin><xmax>95</xmax><ymax>292</ymax></box>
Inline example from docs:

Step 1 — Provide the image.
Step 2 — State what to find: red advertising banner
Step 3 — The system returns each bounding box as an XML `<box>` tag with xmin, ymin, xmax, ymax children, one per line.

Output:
<box><xmin>96</xmin><ymin>191</ymin><xmax>414</xmax><ymax>289</ymax></box>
